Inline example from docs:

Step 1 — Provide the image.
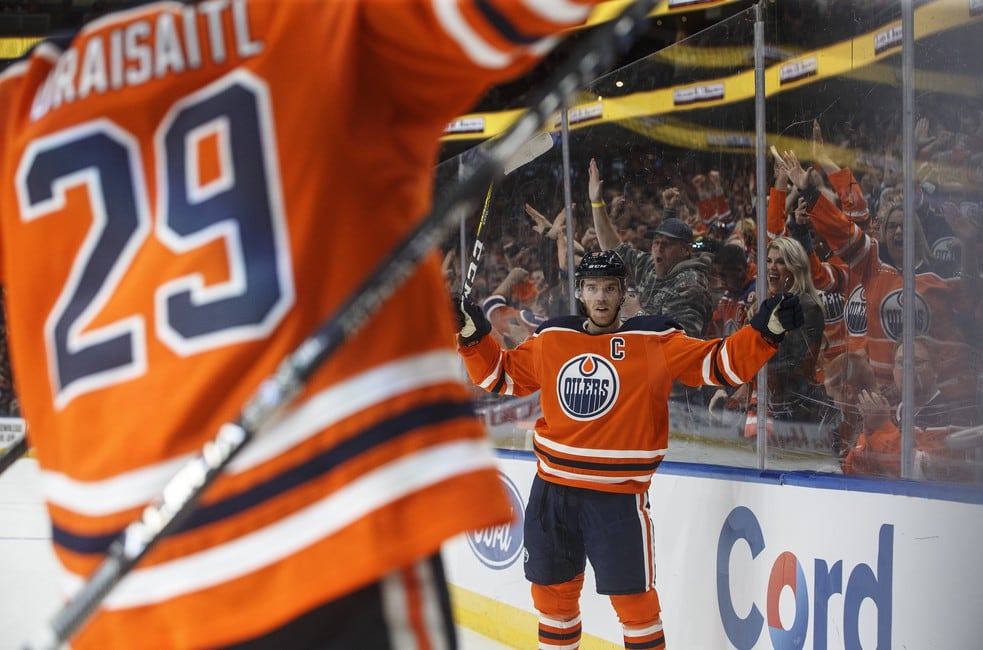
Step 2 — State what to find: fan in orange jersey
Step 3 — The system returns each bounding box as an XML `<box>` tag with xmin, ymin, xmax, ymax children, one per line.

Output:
<box><xmin>456</xmin><ymin>250</ymin><xmax>804</xmax><ymax>649</ymax></box>
<box><xmin>0</xmin><ymin>1</ymin><xmax>607</xmax><ymax>648</ymax></box>
<box><xmin>777</xmin><ymin>151</ymin><xmax>981</xmax><ymax>402</ymax></box>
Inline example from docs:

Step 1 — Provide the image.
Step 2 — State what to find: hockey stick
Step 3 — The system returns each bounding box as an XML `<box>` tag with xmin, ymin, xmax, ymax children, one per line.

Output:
<box><xmin>462</xmin><ymin>131</ymin><xmax>554</xmax><ymax>299</ymax></box>
<box><xmin>0</xmin><ymin>434</ymin><xmax>28</xmax><ymax>476</ymax></box>
<box><xmin>23</xmin><ymin>3</ymin><xmax>657</xmax><ymax>648</ymax></box>
<box><xmin>462</xmin><ymin>184</ymin><xmax>495</xmax><ymax>298</ymax></box>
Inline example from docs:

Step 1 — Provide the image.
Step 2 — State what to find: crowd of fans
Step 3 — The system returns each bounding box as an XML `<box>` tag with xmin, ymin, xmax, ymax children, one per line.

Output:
<box><xmin>445</xmin><ymin>97</ymin><xmax>983</xmax><ymax>485</ymax></box>
<box><xmin>0</xmin><ymin>2</ymin><xmax>977</xmax><ymax>485</ymax></box>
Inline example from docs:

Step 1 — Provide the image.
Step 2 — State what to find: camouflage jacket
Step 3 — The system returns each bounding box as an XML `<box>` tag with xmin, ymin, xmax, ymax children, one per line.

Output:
<box><xmin>615</xmin><ymin>242</ymin><xmax>712</xmax><ymax>337</ymax></box>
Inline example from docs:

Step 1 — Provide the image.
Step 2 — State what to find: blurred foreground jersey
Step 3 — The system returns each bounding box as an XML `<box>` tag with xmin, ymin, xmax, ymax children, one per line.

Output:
<box><xmin>0</xmin><ymin>1</ymin><xmax>599</xmax><ymax>646</ymax></box>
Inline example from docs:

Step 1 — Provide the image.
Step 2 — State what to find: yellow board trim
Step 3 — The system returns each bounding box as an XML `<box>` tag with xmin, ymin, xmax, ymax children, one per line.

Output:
<box><xmin>450</xmin><ymin>584</ymin><xmax>621</xmax><ymax>650</ymax></box>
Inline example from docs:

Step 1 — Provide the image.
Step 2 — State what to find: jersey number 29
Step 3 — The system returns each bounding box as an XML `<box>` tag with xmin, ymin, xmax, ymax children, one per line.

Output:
<box><xmin>16</xmin><ymin>72</ymin><xmax>294</xmax><ymax>410</ymax></box>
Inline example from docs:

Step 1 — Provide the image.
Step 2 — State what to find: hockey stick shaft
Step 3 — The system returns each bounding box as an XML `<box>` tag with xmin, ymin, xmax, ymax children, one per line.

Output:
<box><xmin>462</xmin><ymin>183</ymin><xmax>495</xmax><ymax>299</ymax></box>
<box><xmin>0</xmin><ymin>434</ymin><xmax>28</xmax><ymax>476</ymax></box>
<box><xmin>24</xmin><ymin>3</ymin><xmax>657</xmax><ymax>647</ymax></box>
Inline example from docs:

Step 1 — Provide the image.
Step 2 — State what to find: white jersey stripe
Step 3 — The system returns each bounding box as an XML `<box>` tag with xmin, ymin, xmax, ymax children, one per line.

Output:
<box><xmin>635</xmin><ymin>493</ymin><xmax>654</xmax><ymax>588</ymax></box>
<box><xmin>534</xmin><ymin>431</ymin><xmax>666</xmax><ymax>459</ymax></box>
<box><xmin>61</xmin><ymin>438</ymin><xmax>498</xmax><ymax>609</ymax></box>
<box><xmin>522</xmin><ymin>0</ymin><xmax>592</xmax><ymax>24</ymax></box>
<box><xmin>381</xmin><ymin>557</ymin><xmax>449</xmax><ymax>650</ymax></box>
<box><xmin>41</xmin><ymin>349</ymin><xmax>465</xmax><ymax>515</ymax></box>
<box><xmin>432</xmin><ymin>0</ymin><xmax>514</xmax><ymax>69</ymax></box>
<box><xmin>381</xmin><ymin>566</ymin><xmax>416</xmax><ymax>650</ymax></box>
<box><xmin>477</xmin><ymin>354</ymin><xmax>505</xmax><ymax>389</ymax></box>
<box><xmin>537</xmin><ymin>462</ymin><xmax>659</xmax><ymax>485</ymax></box>
<box><xmin>719</xmin><ymin>338</ymin><xmax>743</xmax><ymax>385</ymax></box>
<box><xmin>416</xmin><ymin>558</ymin><xmax>452</xmax><ymax>650</ymax></box>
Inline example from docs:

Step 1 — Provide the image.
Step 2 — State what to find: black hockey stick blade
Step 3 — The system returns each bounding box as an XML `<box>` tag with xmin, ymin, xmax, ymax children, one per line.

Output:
<box><xmin>461</xmin><ymin>131</ymin><xmax>556</xmax><ymax>299</ymax></box>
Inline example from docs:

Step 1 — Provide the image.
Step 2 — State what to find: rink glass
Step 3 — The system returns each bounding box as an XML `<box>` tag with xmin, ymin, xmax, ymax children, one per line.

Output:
<box><xmin>434</xmin><ymin>0</ymin><xmax>983</xmax><ymax>486</ymax></box>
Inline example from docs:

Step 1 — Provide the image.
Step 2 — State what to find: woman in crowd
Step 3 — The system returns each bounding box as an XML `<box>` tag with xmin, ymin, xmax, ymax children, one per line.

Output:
<box><xmin>711</xmin><ymin>237</ymin><xmax>827</xmax><ymax>445</ymax></box>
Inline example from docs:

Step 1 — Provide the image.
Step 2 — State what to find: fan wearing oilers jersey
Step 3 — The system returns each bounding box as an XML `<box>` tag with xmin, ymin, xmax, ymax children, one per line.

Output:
<box><xmin>456</xmin><ymin>250</ymin><xmax>805</xmax><ymax>649</ymax></box>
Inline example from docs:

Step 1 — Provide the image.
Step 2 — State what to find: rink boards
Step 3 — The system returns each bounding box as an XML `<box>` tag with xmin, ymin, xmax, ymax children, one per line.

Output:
<box><xmin>444</xmin><ymin>450</ymin><xmax>983</xmax><ymax>649</ymax></box>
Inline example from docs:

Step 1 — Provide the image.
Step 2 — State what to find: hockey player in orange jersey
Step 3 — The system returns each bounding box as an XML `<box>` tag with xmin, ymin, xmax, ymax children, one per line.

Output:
<box><xmin>456</xmin><ymin>250</ymin><xmax>805</xmax><ymax>649</ymax></box>
<box><xmin>0</xmin><ymin>1</ymin><xmax>610</xmax><ymax>648</ymax></box>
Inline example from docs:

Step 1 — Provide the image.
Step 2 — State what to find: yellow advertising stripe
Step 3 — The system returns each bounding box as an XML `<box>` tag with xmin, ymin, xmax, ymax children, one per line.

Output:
<box><xmin>0</xmin><ymin>36</ymin><xmax>42</xmax><ymax>59</ymax></box>
<box><xmin>442</xmin><ymin>0</ymin><xmax>982</xmax><ymax>142</ymax></box>
<box><xmin>441</xmin><ymin>108</ymin><xmax>526</xmax><ymax>142</ymax></box>
<box><xmin>611</xmin><ymin>0</ymin><xmax>978</xmax><ymax>71</ymax></box>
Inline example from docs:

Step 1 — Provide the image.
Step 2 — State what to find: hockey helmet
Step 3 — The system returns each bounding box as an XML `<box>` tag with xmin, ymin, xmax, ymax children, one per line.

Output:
<box><xmin>575</xmin><ymin>250</ymin><xmax>627</xmax><ymax>281</ymax></box>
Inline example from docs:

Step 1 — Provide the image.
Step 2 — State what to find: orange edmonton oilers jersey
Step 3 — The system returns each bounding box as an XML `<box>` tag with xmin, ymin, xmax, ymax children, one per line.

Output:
<box><xmin>0</xmin><ymin>1</ymin><xmax>601</xmax><ymax>647</ymax></box>
<box><xmin>460</xmin><ymin>314</ymin><xmax>778</xmax><ymax>494</ymax></box>
<box><xmin>807</xmin><ymin>194</ymin><xmax>973</xmax><ymax>387</ymax></box>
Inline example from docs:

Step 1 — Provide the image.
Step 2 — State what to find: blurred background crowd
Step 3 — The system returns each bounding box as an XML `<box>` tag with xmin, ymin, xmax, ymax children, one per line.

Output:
<box><xmin>0</xmin><ymin>0</ymin><xmax>979</xmax><ymax>487</ymax></box>
<box><xmin>434</xmin><ymin>0</ymin><xmax>983</xmax><ymax>485</ymax></box>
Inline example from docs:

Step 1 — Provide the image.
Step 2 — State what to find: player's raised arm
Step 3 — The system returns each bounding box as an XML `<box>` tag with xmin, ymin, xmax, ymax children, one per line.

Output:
<box><xmin>665</xmin><ymin>293</ymin><xmax>805</xmax><ymax>388</ymax></box>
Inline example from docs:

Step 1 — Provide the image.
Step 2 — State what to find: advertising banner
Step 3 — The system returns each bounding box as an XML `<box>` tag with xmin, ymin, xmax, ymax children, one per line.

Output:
<box><xmin>445</xmin><ymin>453</ymin><xmax>983</xmax><ymax>649</ymax></box>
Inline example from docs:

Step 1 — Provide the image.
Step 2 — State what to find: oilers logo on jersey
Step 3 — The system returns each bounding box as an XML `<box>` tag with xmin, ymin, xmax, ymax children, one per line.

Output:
<box><xmin>845</xmin><ymin>285</ymin><xmax>868</xmax><ymax>336</ymax></box>
<box><xmin>557</xmin><ymin>353</ymin><xmax>619</xmax><ymax>420</ymax></box>
<box><xmin>821</xmin><ymin>289</ymin><xmax>845</xmax><ymax>326</ymax></box>
<box><xmin>879</xmin><ymin>288</ymin><xmax>931</xmax><ymax>340</ymax></box>
<box><xmin>930</xmin><ymin>235</ymin><xmax>960</xmax><ymax>266</ymax></box>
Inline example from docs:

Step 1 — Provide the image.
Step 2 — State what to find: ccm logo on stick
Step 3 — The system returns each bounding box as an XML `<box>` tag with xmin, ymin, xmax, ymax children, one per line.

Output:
<box><xmin>716</xmin><ymin>506</ymin><xmax>892</xmax><ymax>650</ymax></box>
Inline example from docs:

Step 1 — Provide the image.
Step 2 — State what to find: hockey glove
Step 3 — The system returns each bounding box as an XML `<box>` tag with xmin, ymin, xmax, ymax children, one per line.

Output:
<box><xmin>455</xmin><ymin>296</ymin><xmax>491</xmax><ymax>346</ymax></box>
<box><xmin>750</xmin><ymin>292</ymin><xmax>803</xmax><ymax>344</ymax></box>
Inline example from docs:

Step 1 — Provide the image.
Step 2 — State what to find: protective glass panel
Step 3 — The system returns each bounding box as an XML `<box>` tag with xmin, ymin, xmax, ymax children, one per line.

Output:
<box><xmin>897</xmin><ymin>0</ymin><xmax>983</xmax><ymax>484</ymax></box>
<box><xmin>764</xmin><ymin>0</ymin><xmax>983</xmax><ymax>484</ymax></box>
<box><xmin>434</xmin><ymin>127</ymin><xmax>568</xmax><ymax>451</ymax></box>
<box><xmin>572</xmin><ymin>9</ymin><xmax>761</xmax><ymax>468</ymax></box>
<box><xmin>437</xmin><ymin>9</ymin><xmax>762</xmax><ymax>462</ymax></box>
<box><xmin>434</xmin><ymin>1</ymin><xmax>983</xmax><ymax>487</ymax></box>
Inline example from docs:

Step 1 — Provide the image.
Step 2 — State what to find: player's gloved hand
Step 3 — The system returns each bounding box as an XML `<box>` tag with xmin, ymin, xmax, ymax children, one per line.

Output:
<box><xmin>750</xmin><ymin>292</ymin><xmax>803</xmax><ymax>344</ymax></box>
<box><xmin>455</xmin><ymin>295</ymin><xmax>491</xmax><ymax>346</ymax></box>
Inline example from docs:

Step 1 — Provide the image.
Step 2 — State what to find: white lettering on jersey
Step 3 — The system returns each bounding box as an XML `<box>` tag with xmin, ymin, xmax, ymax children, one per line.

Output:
<box><xmin>32</xmin><ymin>0</ymin><xmax>263</xmax><ymax>121</ymax></box>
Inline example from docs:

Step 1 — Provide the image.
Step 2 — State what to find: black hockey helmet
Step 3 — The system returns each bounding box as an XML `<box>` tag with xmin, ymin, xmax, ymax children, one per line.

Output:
<box><xmin>575</xmin><ymin>250</ymin><xmax>627</xmax><ymax>281</ymax></box>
